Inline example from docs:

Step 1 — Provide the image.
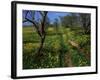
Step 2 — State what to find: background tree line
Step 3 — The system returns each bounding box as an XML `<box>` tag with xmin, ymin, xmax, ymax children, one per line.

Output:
<box><xmin>50</xmin><ymin>13</ymin><xmax>91</xmax><ymax>34</ymax></box>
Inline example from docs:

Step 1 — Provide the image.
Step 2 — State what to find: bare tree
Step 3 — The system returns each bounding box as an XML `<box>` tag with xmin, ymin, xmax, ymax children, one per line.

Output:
<box><xmin>23</xmin><ymin>11</ymin><xmax>48</xmax><ymax>57</ymax></box>
<box><xmin>79</xmin><ymin>13</ymin><xmax>91</xmax><ymax>34</ymax></box>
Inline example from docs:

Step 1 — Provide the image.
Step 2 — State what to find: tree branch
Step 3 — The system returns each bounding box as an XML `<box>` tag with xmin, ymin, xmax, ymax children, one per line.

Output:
<box><xmin>40</xmin><ymin>11</ymin><xmax>48</xmax><ymax>35</ymax></box>
<box><xmin>23</xmin><ymin>11</ymin><xmax>42</xmax><ymax>37</ymax></box>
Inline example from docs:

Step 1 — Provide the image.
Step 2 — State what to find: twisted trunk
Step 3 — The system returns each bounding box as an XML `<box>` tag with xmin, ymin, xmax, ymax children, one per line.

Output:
<box><xmin>37</xmin><ymin>36</ymin><xmax>45</xmax><ymax>55</ymax></box>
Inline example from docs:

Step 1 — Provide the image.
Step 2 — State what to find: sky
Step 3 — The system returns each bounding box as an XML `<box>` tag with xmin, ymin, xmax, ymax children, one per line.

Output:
<box><xmin>23</xmin><ymin>10</ymin><xmax>69</xmax><ymax>26</ymax></box>
<box><xmin>47</xmin><ymin>12</ymin><xmax>69</xmax><ymax>24</ymax></box>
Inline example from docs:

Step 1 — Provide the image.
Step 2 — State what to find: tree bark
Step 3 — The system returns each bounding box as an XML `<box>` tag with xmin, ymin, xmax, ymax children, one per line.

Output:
<box><xmin>37</xmin><ymin>35</ymin><xmax>45</xmax><ymax>55</ymax></box>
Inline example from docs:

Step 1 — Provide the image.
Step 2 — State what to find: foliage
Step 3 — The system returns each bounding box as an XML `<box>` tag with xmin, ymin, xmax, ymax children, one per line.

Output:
<box><xmin>59</xmin><ymin>13</ymin><xmax>91</xmax><ymax>34</ymax></box>
<box><xmin>23</xmin><ymin>26</ymin><xmax>91</xmax><ymax>69</ymax></box>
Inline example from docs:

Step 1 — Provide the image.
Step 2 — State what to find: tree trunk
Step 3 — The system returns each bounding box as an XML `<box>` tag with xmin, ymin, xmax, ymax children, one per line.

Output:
<box><xmin>37</xmin><ymin>36</ymin><xmax>45</xmax><ymax>55</ymax></box>
<box><xmin>34</xmin><ymin>35</ymin><xmax>46</xmax><ymax>63</ymax></box>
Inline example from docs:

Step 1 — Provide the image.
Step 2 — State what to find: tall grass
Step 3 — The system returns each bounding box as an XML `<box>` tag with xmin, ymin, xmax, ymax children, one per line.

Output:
<box><xmin>23</xmin><ymin>26</ymin><xmax>90</xmax><ymax>69</ymax></box>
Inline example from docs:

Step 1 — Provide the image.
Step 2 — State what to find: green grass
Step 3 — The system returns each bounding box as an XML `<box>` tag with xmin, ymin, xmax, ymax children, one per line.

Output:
<box><xmin>23</xmin><ymin>26</ymin><xmax>91</xmax><ymax>69</ymax></box>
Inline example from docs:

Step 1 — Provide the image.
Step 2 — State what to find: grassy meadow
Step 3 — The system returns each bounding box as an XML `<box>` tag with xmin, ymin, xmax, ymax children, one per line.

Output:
<box><xmin>23</xmin><ymin>26</ymin><xmax>91</xmax><ymax>69</ymax></box>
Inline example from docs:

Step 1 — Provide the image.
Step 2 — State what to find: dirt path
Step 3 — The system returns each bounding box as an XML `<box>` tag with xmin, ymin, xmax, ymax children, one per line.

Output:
<box><xmin>68</xmin><ymin>40</ymin><xmax>90</xmax><ymax>61</ymax></box>
<box><xmin>64</xmin><ymin>52</ymin><xmax>73</xmax><ymax>67</ymax></box>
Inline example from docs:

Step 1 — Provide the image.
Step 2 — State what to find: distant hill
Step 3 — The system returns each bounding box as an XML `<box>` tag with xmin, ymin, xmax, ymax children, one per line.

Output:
<box><xmin>23</xmin><ymin>25</ymin><xmax>33</xmax><ymax>27</ymax></box>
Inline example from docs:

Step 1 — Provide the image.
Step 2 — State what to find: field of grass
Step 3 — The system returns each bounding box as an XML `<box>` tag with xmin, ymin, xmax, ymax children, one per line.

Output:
<box><xmin>23</xmin><ymin>26</ymin><xmax>91</xmax><ymax>69</ymax></box>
